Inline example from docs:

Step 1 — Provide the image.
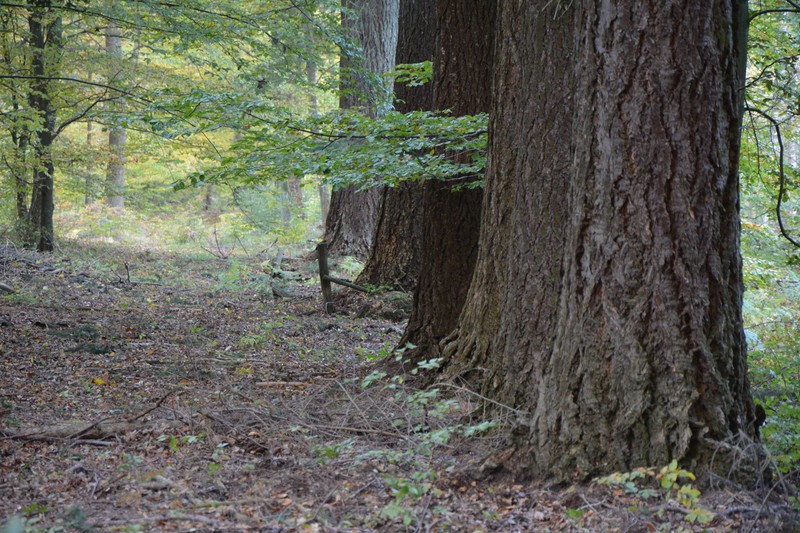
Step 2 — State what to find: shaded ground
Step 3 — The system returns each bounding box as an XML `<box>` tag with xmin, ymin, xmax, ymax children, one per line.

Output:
<box><xmin>0</xmin><ymin>242</ymin><xmax>796</xmax><ymax>532</ymax></box>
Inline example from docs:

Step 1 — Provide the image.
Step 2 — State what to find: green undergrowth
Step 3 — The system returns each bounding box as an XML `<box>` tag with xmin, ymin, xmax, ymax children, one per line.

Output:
<box><xmin>741</xmin><ymin>220</ymin><xmax>800</xmax><ymax>480</ymax></box>
<box><xmin>595</xmin><ymin>462</ymin><xmax>715</xmax><ymax>531</ymax></box>
<box><xmin>310</xmin><ymin>353</ymin><xmax>502</xmax><ymax>529</ymax></box>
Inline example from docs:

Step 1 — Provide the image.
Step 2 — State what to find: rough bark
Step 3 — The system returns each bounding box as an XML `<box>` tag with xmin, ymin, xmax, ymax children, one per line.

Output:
<box><xmin>324</xmin><ymin>186</ymin><xmax>383</xmax><ymax>258</ymax></box>
<box><xmin>445</xmin><ymin>0</ymin><xmax>759</xmax><ymax>482</ymax></box>
<box><xmin>104</xmin><ymin>23</ymin><xmax>125</xmax><ymax>209</ymax></box>
<box><xmin>440</xmin><ymin>0</ymin><xmax>572</xmax><ymax>404</ymax></box>
<box><xmin>323</xmin><ymin>0</ymin><xmax>399</xmax><ymax>258</ymax></box>
<box><xmin>401</xmin><ymin>0</ymin><xmax>494</xmax><ymax>352</ymax></box>
<box><xmin>25</xmin><ymin>5</ymin><xmax>61</xmax><ymax>252</ymax></box>
<box><xmin>356</xmin><ymin>0</ymin><xmax>434</xmax><ymax>291</ymax></box>
<box><xmin>356</xmin><ymin>182</ymin><xmax>424</xmax><ymax>291</ymax></box>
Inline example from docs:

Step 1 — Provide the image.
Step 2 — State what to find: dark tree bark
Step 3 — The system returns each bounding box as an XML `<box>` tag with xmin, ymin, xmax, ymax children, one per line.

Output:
<box><xmin>324</xmin><ymin>186</ymin><xmax>383</xmax><ymax>257</ymax></box>
<box><xmin>443</xmin><ymin>0</ymin><xmax>758</xmax><ymax>481</ymax></box>
<box><xmin>104</xmin><ymin>22</ymin><xmax>126</xmax><ymax>208</ymax></box>
<box><xmin>401</xmin><ymin>0</ymin><xmax>495</xmax><ymax>351</ymax></box>
<box><xmin>25</xmin><ymin>4</ymin><xmax>61</xmax><ymax>252</ymax></box>
<box><xmin>356</xmin><ymin>0</ymin><xmax>434</xmax><ymax>291</ymax></box>
<box><xmin>323</xmin><ymin>0</ymin><xmax>399</xmax><ymax>258</ymax></box>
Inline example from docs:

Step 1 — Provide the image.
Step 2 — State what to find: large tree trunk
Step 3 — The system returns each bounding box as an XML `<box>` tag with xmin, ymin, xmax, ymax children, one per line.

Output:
<box><xmin>440</xmin><ymin>0</ymin><xmax>574</xmax><ymax>410</ymax></box>
<box><xmin>104</xmin><ymin>22</ymin><xmax>126</xmax><ymax>208</ymax></box>
<box><xmin>401</xmin><ymin>0</ymin><xmax>494</xmax><ymax>352</ymax></box>
<box><xmin>323</xmin><ymin>0</ymin><xmax>399</xmax><ymax>258</ymax></box>
<box><xmin>25</xmin><ymin>5</ymin><xmax>61</xmax><ymax>252</ymax></box>
<box><xmin>444</xmin><ymin>0</ymin><xmax>758</xmax><ymax>481</ymax></box>
<box><xmin>356</xmin><ymin>0</ymin><xmax>434</xmax><ymax>292</ymax></box>
<box><xmin>324</xmin><ymin>186</ymin><xmax>383</xmax><ymax>258</ymax></box>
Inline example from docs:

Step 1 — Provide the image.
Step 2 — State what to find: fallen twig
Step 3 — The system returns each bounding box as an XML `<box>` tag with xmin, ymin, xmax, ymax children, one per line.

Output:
<box><xmin>256</xmin><ymin>381</ymin><xmax>309</xmax><ymax>388</ymax></box>
<box><xmin>126</xmin><ymin>388</ymin><xmax>181</xmax><ymax>423</ymax></box>
<box><xmin>89</xmin><ymin>513</ymin><xmax>235</xmax><ymax>529</ymax></box>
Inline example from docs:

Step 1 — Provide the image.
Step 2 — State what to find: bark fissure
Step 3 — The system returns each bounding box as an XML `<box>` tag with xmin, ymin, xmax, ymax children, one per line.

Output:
<box><xmin>438</xmin><ymin>0</ymin><xmax>759</xmax><ymax>482</ymax></box>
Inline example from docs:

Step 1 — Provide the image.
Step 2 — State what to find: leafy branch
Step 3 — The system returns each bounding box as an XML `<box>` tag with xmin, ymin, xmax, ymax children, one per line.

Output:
<box><xmin>745</xmin><ymin>105</ymin><xmax>800</xmax><ymax>248</ymax></box>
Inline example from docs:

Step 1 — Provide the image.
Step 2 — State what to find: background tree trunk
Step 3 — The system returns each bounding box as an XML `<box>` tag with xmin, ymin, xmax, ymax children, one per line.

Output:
<box><xmin>356</xmin><ymin>0</ymin><xmax>434</xmax><ymax>291</ymax></box>
<box><xmin>85</xmin><ymin>106</ymin><xmax>96</xmax><ymax>206</ymax></box>
<box><xmin>104</xmin><ymin>22</ymin><xmax>125</xmax><ymax>209</ymax></box>
<box><xmin>444</xmin><ymin>0</ymin><xmax>758</xmax><ymax>481</ymax></box>
<box><xmin>401</xmin><ymin>0</ymin><xmax>495</xmax><ymax>352</ymax></box>
<box><xmin>0</xmin><ymin>14</ymin><xmax>30</xmax><ymax>223</ymax></box>
<box><xmin>324</xmin><ymin>186</ymin><xmax>383</xmax><ymax>258</ymax></box>
<box><xmin>323</xmin><ymin>0</ymin><xmax>399</xmax><ymax>258</ymax></box>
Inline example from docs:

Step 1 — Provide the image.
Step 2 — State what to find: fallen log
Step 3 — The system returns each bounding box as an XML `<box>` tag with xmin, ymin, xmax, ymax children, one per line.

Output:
<box><xmin>0</xmin><ymin>420</ymin><xmax>150</xmax><ymax>441</ymax></box>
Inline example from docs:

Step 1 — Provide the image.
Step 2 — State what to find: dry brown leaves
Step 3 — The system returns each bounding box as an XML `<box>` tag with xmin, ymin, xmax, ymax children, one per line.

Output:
<box><xmin>0</xmin><ymin>242</ymin><xmax>796</xmax><ymax>532</ymax></box>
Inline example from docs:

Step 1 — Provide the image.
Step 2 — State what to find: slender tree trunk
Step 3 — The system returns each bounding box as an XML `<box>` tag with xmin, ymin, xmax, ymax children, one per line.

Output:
<box><xmin>356</xmin><ymin>0</ymin><xmax>434</xmax><ymax>291</ymax></box>
<box><xmin>85</xmin><ymin>102</ymin><xmax>95</xmax><ymax>205</ymax></box>
<box><xmin>303</xmin><ymin>24</ymin><xmax>331</xmax><ymax>227</ymax></box>
<box><xmin>104</xmin><ymin>22</ymin><xmax>125</xmax><ymax>208</ymax></box>
<box><xmin>12</xmin><ymin>129</ymin><xmax>29</xmax><ymax>221</ymax></box>
<box><xmin>25</xmin><ymin>5</ymin><xmax>61</xmax><ymax>252</ymax></box>
<box><xmin>443</xmin><ymin>0</ymin><xmax>759</xmax><ymax>482</ymax></box>
<box><xmin>319</xmin><ymin>184</ymin><xmax>331</xmax><ymax>223</ymax></box>
<box><xmin>401</xmin><ymin>0</ymin><xmax>495</xmax><ymax>352</ymax></box>
<box><xmin>203</xmin><ymin>184</ymin><xmax>215</xmax><ymax>210</ymax></box>
<box><xmin>279</xmin><ymin>180</ymin><xmax>293</xmax><ymax>227</ymax></box>
<box><xmin>1</xmin><ymin>12</ymin><xmax>30</xmax><ymax>223</ymax></box>
<box><xmin>323</xmin><ymin>0</ymin><xmax>399</xmax><ymax>258</ymax></box>
<box><xmin>289</xmin><ymin>176</ymin><xmax>304</xmax><ymax>218</ymax></box>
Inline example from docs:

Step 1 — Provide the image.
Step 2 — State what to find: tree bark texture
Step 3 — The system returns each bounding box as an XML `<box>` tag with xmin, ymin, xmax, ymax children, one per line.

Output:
<box><xmin>401</xmin><ymin>0</ymin><xmax>495</xmax><ymax>352</ymax></box>
<box><xmin>339</xmin><ymin>0</ymin><xmax>399</xmax><ymax>115</ymax></box>
<box><xmin>324</xmin><ymin>186</ymin><xmax>383</xmax><ymax>258</ymax></box>
<box><xmin>105</xmin><ymin>23</ymin><xmax>126</xmax><ymax>209</ymax></box>
<box><xmin>445</xmin><ymin>0</ymin><xmax>758</xmax><ymax>481</ymax></box>
<box><xmin>356</xmin><ymin>0</ymin><xmax>434</xmax><ymax>291</ymax></box>
<box><xmin>324</xmin><ymin>0</ymin><xmax>399</xmax><ymax>258</ymax></box>
<box><xmin>440</xmin><ymin>0</ymin><xmax>574</xmax><ymax>406</ymax></box>
<box><xmin>25</xmin><ymin>5</ymin><xmax>61</xmax><ymax>252</ymax></box>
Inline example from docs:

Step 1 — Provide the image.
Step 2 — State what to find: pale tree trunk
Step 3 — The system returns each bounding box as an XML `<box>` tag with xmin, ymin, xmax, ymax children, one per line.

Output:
<box><xmin>304</xmin><ymin>32</ymin><xmax>331</xmax><ymax>226</ymax></box>
<box><xmin>356</xmin><ymin>0</ymin><xmax>434</xmax><ymax>291</ymax></box>
<box><xmin>442</xmin><ymin>0</ymin><xmax>759</xmax><ymax>482</ymax></box>
<box><xmin>319</xmin><ymin>183</ymin><xmax>330</xmax><ymax>223</ymax></box>
<box><xmin>279</xmin><ymin>180</ymin><xmax>292</xmax><ymax>227</ymax></box>
<box><xmin>401</xmin><ymin>0</ymin><xmax>494</xmax><ymax>351</ymax></box>
<box><xmin>104</xmin><ymin>23</ymin><xmax>125</xmax><ymax>208</ymax></box>
<box><xmin>289</xmin><ymin>176</ymin><xmax>304</xmax><ymax>218</ymax></box>
<box><xmin>323</xmin><ymin>0</ymin><xmax>399</xmax><ymax>258</ymax></box>
<box><xmin>85</xmin><ymin>90</ymin><xmax>96</xmax><ymax>206</ymax></box>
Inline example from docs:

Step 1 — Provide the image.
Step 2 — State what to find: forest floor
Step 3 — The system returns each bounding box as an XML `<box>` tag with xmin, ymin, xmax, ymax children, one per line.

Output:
<box><xmin>0</xmin><ymin>241</ymin><xmax>797</xmax><ymax>532</ymax></box>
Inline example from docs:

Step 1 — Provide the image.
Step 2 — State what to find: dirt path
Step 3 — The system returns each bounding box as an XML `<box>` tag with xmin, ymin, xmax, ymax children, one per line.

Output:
<box><xmin>0</xmin><ymin>243</ymin><xmax>795</xmax><ymax>531</ymax></box>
